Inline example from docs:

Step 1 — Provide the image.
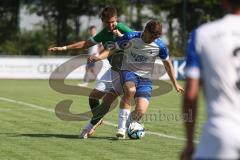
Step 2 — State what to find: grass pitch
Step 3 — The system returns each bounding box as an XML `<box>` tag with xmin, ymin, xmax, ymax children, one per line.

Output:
<box><xmin>0</xmin><ymin>80</ymin><xmax>205</xmax><ymax>160</ymax></box>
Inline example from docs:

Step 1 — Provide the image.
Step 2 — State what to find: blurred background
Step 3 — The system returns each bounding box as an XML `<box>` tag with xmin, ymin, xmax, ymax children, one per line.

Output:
<box><xmin>0</xmin><ymin>0</ymin><xmax>222</xmax><ymax>57</ymax></box>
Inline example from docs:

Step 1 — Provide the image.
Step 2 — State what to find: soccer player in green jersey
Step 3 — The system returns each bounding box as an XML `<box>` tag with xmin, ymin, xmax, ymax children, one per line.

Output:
<box><xmin>48</xmin><ymin>6</ymin><xmax>132</xmax><ymax>138</ymax></box>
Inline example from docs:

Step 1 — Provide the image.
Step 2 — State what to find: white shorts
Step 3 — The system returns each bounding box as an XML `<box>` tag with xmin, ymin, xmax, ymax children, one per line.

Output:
<box><xmin>94</xmin><ymin>68</ymin><xmax>123</xmax><ymax>94</ymax></box>
<box><xmin>194</xmin><ymin>118</ymin><xmax>240</xmax><ymax>160</ymax></box>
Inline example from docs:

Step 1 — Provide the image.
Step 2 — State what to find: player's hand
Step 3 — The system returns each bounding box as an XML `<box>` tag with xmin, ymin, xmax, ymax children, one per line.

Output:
<box><xmin>88</xmin><ymin>54</ymin><xmax>99</xmax><ymax>63</ymax></box>
<box><xmin>112</xmin><ymin>29</ymin><xmax>123</xmax><ymax>37</ymax></box>
<box><xmin>48</xmin><ymin>46</ymin><xmax>67</xmax><ymax>52</ymax></box>
<box><xmin>175</xmin><ymin>83</ymin><xmax>184</xmax><ymax>95</ymax></box>
<box><xmin>180</xmin><ymin>144</ymin><xmax>194</xmax><ymax>160</ymax></box>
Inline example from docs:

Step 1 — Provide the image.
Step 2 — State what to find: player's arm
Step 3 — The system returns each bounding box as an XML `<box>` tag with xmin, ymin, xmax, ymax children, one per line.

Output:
<box><xmin>163</xmin><ymin>59</ymin><xmax>184</xmax><ymax>94</ymax></box>
<box><xmin>180</xmin><ymin>78</ymin><xmax>199</xmax><ymax>160</ymax></box>
<box><xmin>88</xmin><ymin>49</ymin><xmax>116</xmax><ymax>62</ymax></box>
<box><xmin>48</xmin><ymin>39</ymin><xmax>95</xmax><ymax>52</ymax></box>
<box><xmin>48</xmin><ymin>29</ymin><xmax>106</xmax><ymax>53</ymax></box>
<box><xmin>89</xmin><ymin>29</ymin><xmax>131</xmax><ymax>62</ymax></box>
<box><xmin>112</xmin><ymin>23</ymin><xmax>133</xmax><ymax>38</ymax></box>
<box><xmin>180</xmin><ymin>30</ymin><xmax>201</xmax><ymax>160</ymax></box>
<box><xmin>117</xmin><ymin>23</ymin><xmax>133</xmax><ymax>33</ymax></box>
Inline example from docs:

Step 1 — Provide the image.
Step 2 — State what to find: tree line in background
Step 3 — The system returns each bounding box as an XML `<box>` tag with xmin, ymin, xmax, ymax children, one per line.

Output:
<box><xmin>0</xmin><ymin>0</ymin><xmax>222</xmax><ymax>56</ymax></box>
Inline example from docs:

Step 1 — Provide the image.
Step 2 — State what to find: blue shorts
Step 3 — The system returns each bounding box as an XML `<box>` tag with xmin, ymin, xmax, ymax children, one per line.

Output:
<box><xmin>120</xmin><ymin>70</ymin><xmax>152</xmax><ymax>101</ymax></box>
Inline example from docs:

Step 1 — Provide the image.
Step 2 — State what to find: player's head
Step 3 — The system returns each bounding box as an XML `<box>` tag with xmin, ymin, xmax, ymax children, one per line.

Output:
<box><xmin>88</xmin><ymin>25</ymin><xmax>97</xmax><ymax>36</ymax></box>
<box><xmin>221</xmin><ymin>0</ymin><xmax>240</xmax><ymax>13</ymax></box>
<box><xmin>142</xmin><ymin>19</ymin><xmax>162</xmax><ymax>44</ymax></box>
<box><xmin>100</xmin><ymin>6</ymin><xmax>118</xmax><ymax>31</ymax></box>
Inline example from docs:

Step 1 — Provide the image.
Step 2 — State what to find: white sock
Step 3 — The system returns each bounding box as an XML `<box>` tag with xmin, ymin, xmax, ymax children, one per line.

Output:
<box><xmin>126</xmin><ymin>112</ymin><xmax>133</xmax><ymax>128</ymax></box>
<box><xmin>118</xmin><ymin>108</ymin><xmax>131</xmax><ymax>130</ymax></box>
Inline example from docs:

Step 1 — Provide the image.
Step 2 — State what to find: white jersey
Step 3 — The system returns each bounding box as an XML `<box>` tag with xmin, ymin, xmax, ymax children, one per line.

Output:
<box><xmin>185</xmin><ymin>14</ymin><xmax>240</xmax><ymax>159</ymax></box>
<box><xmin>185</xmin><ymin>14</ymin><xmax>240</xmax><ymax>122</ymax></box>
<box><xmin>116</xmin><ymin>31</ymin><xmax>169</xmax><ymax>79</ymax></box>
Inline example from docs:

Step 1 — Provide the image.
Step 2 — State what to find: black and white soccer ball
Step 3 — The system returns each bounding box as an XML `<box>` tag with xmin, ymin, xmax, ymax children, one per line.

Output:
<box><xmin>127</xmin><ymin>122</ymin><xmax>145</xmax><ymax>139</ymax></box>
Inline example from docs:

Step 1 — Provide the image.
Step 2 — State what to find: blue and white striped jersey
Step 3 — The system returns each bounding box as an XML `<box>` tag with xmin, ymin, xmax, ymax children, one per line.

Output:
<box><xmin>116</xmin><ymin>31</ymin><xmax>169</xmax><ymax>78</ymax></box>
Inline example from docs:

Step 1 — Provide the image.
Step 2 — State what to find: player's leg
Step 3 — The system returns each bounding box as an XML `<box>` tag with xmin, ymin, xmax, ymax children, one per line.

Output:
<box><xmin>80</xmin><ymin>69</ymin><xmax>115</xmax><ymax>138</ymax></box>
<box><xmin>130</xmin><ymin>98</ymin><xmax>149</xmax><ymax>122</ymax></box>
<box><xmin>79</xmin><ymin>89</ymin><xmax>105</xmax><ymax>139</ymax></box>
<box><xmin>90</xmin><ymin>69</ymin><xmax>121</xmax><ymax>126</ymax></box>
<box><xmin>116</xmin><ymin>81</ymin><xmax>135</xmax><ymax>138</ymax></box>
<box><xmin>78</xmin><ymin>66</ymin><xmax>90</xmax><ymax>86</ymax></box>
<box><xmin>127</xmin><ymin>77</ymin><xmax>152</xmax><ymax>124</ymax></box>
<box><xmin>90</xmin><ymin>66</ymin><xmax>98</xmax><ymax>79</ymax></box>
<box><xmin>80</xmin><ymin>92</ymin><xmax>118</xmax><ymax>139</ymax></box>
<box><xmin>90</xmin><ymin>91</ymin><xmax>118</xmax><ymax>126</ymax></box>
<box><xmin>89</xmin><ymin>88</ymin><xmax>105</xmax><ymax>113</ymax></box>
<box><xmin>117</xmin><ymin>71</ymin><xmax>137</xmax><ymax>138</ymax></box>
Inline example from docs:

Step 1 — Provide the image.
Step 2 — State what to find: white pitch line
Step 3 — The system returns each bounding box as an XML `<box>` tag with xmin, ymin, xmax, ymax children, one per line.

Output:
<box><xmin>0</xmin><ymin>96</ymin><xmax>189</xmax><ymax>142</ymax></box>
<box><xmin>102</xmin><ymin>120</ymin><xmax>188</xmax><ymax>141</ymax></box>
<box><xmin>0</xmin><ymin>97</ymin><xmax>54</xmax><ymax>113</ymax></box>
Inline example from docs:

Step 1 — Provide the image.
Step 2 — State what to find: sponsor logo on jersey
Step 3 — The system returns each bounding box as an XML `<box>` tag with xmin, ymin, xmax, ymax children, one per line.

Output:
<box><xmin>130</xmin><ymin>52</ymin><xmax>148</xmax><ymax>62</ymax></box>
<box><xmin>119</xmin><ymin>40</ymin><xmax>132</xmax><ymax>50</ymax></box>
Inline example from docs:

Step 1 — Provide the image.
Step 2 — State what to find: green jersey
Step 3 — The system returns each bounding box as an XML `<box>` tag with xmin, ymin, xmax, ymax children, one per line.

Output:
<box><xmin>90</xmin><ymin>23</ymin><xmax>132</xmax><ymax>71</ymax></box>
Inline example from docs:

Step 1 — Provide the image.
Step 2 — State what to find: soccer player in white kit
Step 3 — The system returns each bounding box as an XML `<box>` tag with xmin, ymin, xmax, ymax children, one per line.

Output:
<box><xmin>181</xmin><ymin>0</ymin><xmax>240</xmax><ymax>159</ymax></box>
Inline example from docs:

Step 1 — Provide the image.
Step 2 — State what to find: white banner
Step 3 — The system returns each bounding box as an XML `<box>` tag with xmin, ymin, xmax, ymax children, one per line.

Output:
<box><xmin>0</xmin><ymin>56</ymin><xmax>185</xmax><ymax>80</ymax></box>
<box><xmin>0</xmin><ymin>57</ymin><xmax>111</xmax><ymax>79</ymax></box>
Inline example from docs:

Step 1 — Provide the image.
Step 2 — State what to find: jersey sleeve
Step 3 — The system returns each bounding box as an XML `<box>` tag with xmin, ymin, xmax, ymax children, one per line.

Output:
<box><xmin>116</xmin><ymin>31</ymin><xmax>140</xmax><ymax>50</ymax></box>
<box><xmin>117</xmin><ymin>23</ymin><xmax>133</xmax><ymax>33</ymax></box>
<box><xmin>90</xmin><ymin>29</ymin><xmax>105</xmax><ymax>44</ymax></box>
<box><xmin>185</xmin><ymin>30</ymin><xmax>201</xmax><ymax>79</ymax></box>
<box><xmin>155</xmin><ymin>39</ymin><xmax>169</xmax><ymax>60</ymax></box>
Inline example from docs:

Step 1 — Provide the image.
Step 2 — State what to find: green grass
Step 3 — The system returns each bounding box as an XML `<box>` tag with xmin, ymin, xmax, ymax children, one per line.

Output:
<box><xmin>0</xmin><ymin>80</ymin><xmax>206</xmax><ymax>160</ymax></box>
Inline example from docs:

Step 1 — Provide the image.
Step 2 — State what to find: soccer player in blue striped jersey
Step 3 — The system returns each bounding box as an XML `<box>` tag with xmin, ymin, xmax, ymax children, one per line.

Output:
<box><xmin>90</xmin><ymin>19</ymin><xmax>184</xmax><ymax>138</ymax></box>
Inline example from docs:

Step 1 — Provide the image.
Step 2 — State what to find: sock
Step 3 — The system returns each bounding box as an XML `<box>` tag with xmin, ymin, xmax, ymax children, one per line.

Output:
<box><xmin>126</xmin><ymin>112</ymin><xmax>133</xmax><ymax>128</ymax></box>
<box><xmin>118</xmin><ymin>108</ymin><xmax>131</xmax><ymax>130</ymax></box>
<box><xmin>89</xmin><ymin>98</ymin><xmax>100</xmax><ymax>110</ymax></box>
<box><xmin>83</xmin><ymin>123</ymin><xmax>93</xmax><ymax>132</ymax></box>
<box><xmin>90</xmin><ymin>103</ymin><xmax>110</xmax><ymax>125</ymax></box>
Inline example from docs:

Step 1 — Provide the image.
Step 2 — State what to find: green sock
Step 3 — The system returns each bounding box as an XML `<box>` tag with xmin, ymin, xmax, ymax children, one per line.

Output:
<box><xmin>90</xmin><ymin>103</ymin><xmax>110</xmax><ymax>125</ymax></box>
<box><xmin>89</xmin><ymin>98</ymin><xmax>100</xmax><ymax>110</ymax></box>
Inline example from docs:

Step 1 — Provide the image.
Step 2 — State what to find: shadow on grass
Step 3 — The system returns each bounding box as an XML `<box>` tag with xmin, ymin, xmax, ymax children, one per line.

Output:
<box><xmin>0</xmin><ymin>133</ymin><xmax>134</xmax><ymax>141</ymax></box>
<box><xmin>19</xmin><ymin>133</ymin><xmax>79</xmax><ymax>139</ymax></box>
<box><xmin>1</xmin><ymin>133</ymin><xmax>129</xmax><ymax>141</ymax></box>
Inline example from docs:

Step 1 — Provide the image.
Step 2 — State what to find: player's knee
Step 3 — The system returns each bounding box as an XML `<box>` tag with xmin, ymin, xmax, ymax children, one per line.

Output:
<box><xmin>89</xmin><ymin>89</ymin><xmax>105</xmax><ymax>99</ymax></box>
<box><xmin>124</xmin><ymin>87</ymin><xmax>136</xmax><ymax>97</ymax></box>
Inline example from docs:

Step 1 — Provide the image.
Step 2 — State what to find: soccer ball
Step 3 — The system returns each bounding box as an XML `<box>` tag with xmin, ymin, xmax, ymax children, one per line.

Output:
<box><xmin>127</xmin><ymin>122</ymin><xmax>145</xmax><ymax>139</ymax></box>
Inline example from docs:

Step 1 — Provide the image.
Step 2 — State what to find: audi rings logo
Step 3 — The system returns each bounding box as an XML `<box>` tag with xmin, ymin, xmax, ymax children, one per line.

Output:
<box><xmin>37</xmin><ymin>63</ymin><xmax>60</xmax><ymax>73</ymax></box>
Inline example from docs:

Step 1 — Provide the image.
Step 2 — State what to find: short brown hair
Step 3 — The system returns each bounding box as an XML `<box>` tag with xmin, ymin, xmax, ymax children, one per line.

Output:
<box><xmin>145</xmin><ymin>19</ymin><xmax>162</xmax><ymax>36</ymax></box>
<box><xmin>100</xmin><ymin>6</ymin><xmax>117</xmax><ymax>20</ymax></box>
